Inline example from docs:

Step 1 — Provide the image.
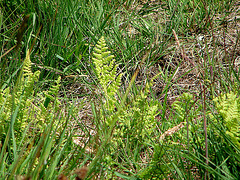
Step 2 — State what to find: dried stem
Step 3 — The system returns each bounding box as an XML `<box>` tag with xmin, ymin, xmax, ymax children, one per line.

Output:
<box><xmin>172</xmin><ymin>29</ymin><xmax>195</xmax><ymax>67</ymax></box>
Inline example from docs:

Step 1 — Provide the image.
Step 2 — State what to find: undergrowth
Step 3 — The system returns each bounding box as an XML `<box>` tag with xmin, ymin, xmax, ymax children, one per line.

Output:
<box><xmin>1</xmin><ymin>0</ymin><xmax>240</xmax><ymax>179</ymax></box>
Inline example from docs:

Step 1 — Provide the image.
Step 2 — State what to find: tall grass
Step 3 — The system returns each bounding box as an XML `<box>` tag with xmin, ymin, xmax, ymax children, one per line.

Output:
<box><xmin>1</xmin><ymin>0</ymin><xmax>240</xmax><ymax>179</ymax></box>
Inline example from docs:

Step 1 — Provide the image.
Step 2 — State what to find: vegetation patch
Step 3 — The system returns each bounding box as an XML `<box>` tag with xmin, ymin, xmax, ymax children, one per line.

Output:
<box><xmin>0</xmin><ymin>0</ymin><xmax>240</xmax><ymax>179</ymax></box>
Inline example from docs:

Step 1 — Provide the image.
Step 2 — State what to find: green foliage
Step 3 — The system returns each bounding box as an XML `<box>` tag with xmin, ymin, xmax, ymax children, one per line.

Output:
<box><xmin>164</xmin><ymin>0</ymin><xmax>234</xmax><ymax>34</ymax></box>
<box><xmin>1</xmin><ymin>0</ymin><xmax>238</xmax><ymax>178</ymax></box>
<box><xmin>92</xmin><ymin>36</ymin><xmax>122</xmax><ymax>120</ymax></box>
<box><xmin>211</xmin><ymin>91</ymin><xmax>240</xmax><ymax>148</ymax></box>
<box><xmin>172</xmin><ymin>93</ymin><xmax>195</xmax><ymax>121</ymax></box>
<box><xmin>138</xmin><ymin>145</ymin><xmax>167</xmax><ymax>179</ymax></box>
<box><xmin>139</xmin><ymin>93</ymin><xmax>202</xmax><ymax>179</ymax></box>
<box><xmin>171</xmin><ymin>93</ymin><xmax>204</xmax><ymax>145</ymax></box>
<box><xmin>0</xmin><ymin>49</ymin><xmax>86</xmax><ymax>179</ymax></box>
<box><xmin>0</xmin><ymin>50</ymin><xmax>62</xmax><ymax>149</ymax></box>
<box><xmin>91</xmin><ymin>37</ymin><xmax>159</xmax><ymax>178</ymax></box>
<box><xmin>93</xmin><ymin>37</ymin><xmax>159</xmax><ymax>147</ymax></box>
<box><xmin>0</xmin><ymin>50</ymin><xmax>40</xmax><ymax>144</ymax></box>
<box><xmin>115</xmin><ymin>81</ymin><xmax>159</xmax><ymax>146</ymax></box>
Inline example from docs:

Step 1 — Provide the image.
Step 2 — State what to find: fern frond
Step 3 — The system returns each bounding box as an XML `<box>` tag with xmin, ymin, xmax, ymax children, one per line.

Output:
<box><xmin>212</xmin><ymin>91</ymin><xmax>240</xmax><ymax>147</ymax></box>
<box><xmin>172</xmin><ymin>93</ymin><xmax>194</xmax><ymax>121</ymax></box>
<box><xmin>93</xmin><ymin>36</ymin><xmax>122</xmax><ymax>113</ymax></box>
<box><xmin>0</xmin><ymin>50</ymin><xmax>41</xmax><ymax>144</ymax></box>
<box><xmin>43</xmin><ymin>76</ymin><xmax>61</xmax><ymax>110</ymax></box>
<box><xmin>22</xmin><ymin>50</ymin><xmax>33</xmax><ymax>77</ymax></box>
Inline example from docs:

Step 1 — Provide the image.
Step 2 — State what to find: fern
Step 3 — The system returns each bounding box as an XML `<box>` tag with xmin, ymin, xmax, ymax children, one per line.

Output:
<box><xmin>211</xmin><ymin>91</ymin><xmax>240</xmax><ymax>147</ymax></box>
<box><xmin>171</xmin><ymin>93</ymin><xmax>204</xmax><ymax>145</ymax></box>
<box><xmin>43</xmin><ymin>76</ymin><xmax>61</xmax><ymax>108</ymax></box>
<box><xmin>172</xmin><ymin>93</ymin><xmax>194</xmax><ymax>120</ymax></box>
<box><xmin>92</xmin><ymin>37</ymin><xmax>159</xmax><ymax>147</ymax></box>
<box><xmin>0</xmin><ymin>50</ymin><xmax>62</xmax><ymax>147</ymax></box>
<box><xmin>115</xmin><ymin>80</ymin><xmax>159</xmax><ymax>146</ymax></box>
<box><xmin>0</xmin><ymin>50</ymin><xmax>40</xmax><ymax>143</ymax></box>
<box><xmin>92</xmin><ymin>36</ymin><xmax>122</xmax><ymax>119</ymax></box>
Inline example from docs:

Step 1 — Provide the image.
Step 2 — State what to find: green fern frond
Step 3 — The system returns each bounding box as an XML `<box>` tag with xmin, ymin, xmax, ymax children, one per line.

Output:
<box><xmin>22</xmin><ymin>50</ymin><xmax>33</xmax><ymax>77</ymax></box>
<box><xmin>170</xmin><ymin>93</ymin><xmax>205</xmax><ymax>145</ymax></box>
<box><xmin>0</xmin><ymin>49</ymin><xmax>65</xmax><ymax>149</ymax></box>
<box><xmin>0</xmin><ymin>50</ymin><xmax>41</xmax><ymax>144</ymax></box>
<box><xmin>45</xmin><ymin>76</ymin><xmax>61</xmax><ymax>99</ymax></box>
<box><xmin>114</xmin><ymin>80</ymin><xmax>159</xmax><ymax>146</ymax></box>
<box><xmin>212</xmin><ymin>91</ymin><xmax>240</xmax><ymax>147</ymax></box>
<box><xmin>93</xmin><ymin>36</ymin><xmax>122</xmax><ymax>113</ymax></box>
<box><xmin>172</xmin><ymin>93</ymin><xmax>194</xmax><ymax>121</ymax></box>
<box><xmin>14</xmin><ymin>50</ymin><xmax>40</xmax><ymax>101</ymax></box>
<box><xmin>43</xmin><ymin>76</ymin><xmax>61</xmax><ymax>111</ymax></box>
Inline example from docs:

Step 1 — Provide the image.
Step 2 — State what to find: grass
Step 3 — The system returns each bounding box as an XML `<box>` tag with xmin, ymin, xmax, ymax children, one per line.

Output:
<box><xmin>1</xmin><ymin>0</ymin><xmax>240</xmax><ymax>179</ymax></box>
